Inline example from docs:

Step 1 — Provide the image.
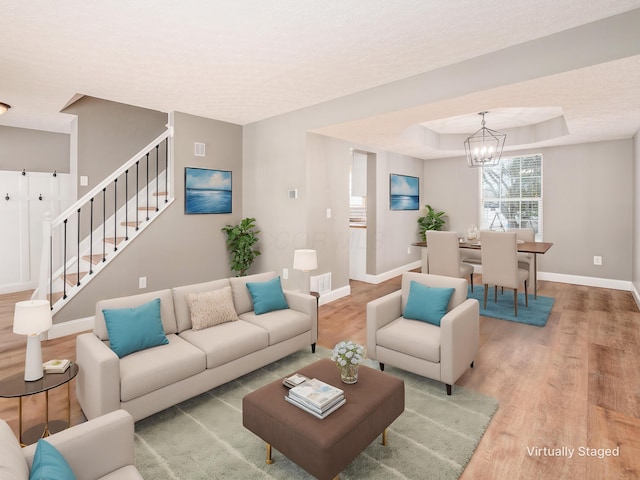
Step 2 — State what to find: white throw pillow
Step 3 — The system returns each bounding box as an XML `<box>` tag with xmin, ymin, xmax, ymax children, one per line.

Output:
<box><xmin>186</xmin><ymin>286</ymin><xmax>239</xmax><ymax>330</ymax></box>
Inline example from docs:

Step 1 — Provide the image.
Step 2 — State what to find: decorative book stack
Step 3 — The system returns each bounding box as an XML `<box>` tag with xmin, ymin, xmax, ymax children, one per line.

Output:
<box><xmin>285</xmin><ymin>377</ymin><xmax>346</xmax><ymax>419</ymax></box>
<box><xmin>43</xmin><ymin>359</ymin><xmax>71</xmax><ymax>374</ymax></box>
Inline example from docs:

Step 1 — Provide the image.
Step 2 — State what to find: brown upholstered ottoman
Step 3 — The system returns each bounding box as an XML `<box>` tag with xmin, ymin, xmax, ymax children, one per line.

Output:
<box><xmin>242</xmin><ymin>357</ymin><xmax>405</xmax><ymax>480</ymax></box>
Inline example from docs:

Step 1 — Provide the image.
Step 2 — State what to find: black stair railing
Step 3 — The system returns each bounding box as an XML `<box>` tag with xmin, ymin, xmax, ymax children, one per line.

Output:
<box><xmin>38</xmin><ymin>129</ymin><xmax>172</xmax><ymax>312</ymax></box>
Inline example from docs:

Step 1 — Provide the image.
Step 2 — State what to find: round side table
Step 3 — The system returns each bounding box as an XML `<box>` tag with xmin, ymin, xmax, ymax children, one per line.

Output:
<box><xmin>0</xmin><ymin>362</ymin><xmax>79</xmax><ymax>446</ymax></box>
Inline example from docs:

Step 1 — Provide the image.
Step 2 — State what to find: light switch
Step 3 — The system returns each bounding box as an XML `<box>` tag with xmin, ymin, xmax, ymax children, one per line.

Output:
<box><xmin>80</xmin><ymin>175</ymin><xmax>89</xmax><ymax>186</ymax></box>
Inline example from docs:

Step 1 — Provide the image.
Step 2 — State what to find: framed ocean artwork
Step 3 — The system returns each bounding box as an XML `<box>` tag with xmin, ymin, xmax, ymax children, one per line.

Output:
<box><xmin>185</xmin><ymin>167</ymin><xmax>232</xmax><ymax>214</ymax></box>
<box><xmin>389</xmin><ymin>173</ymin><xmax>419</xmax><ymax>211</ymax></box>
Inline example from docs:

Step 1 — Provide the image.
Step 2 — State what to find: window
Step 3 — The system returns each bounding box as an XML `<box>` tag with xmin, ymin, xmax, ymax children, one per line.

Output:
<box><xmin>480</xmin><ymin>154</ymin><xmax>543</xmax><ymax>239</ymax></box>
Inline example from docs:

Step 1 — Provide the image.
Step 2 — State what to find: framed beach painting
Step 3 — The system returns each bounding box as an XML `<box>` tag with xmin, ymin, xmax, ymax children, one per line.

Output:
<box><xmin>185</xmin><ymin>167</ymin><xmax>232</xmax><ymax>214</ymax></box>
<box><xmin>389</xmin><ymin>173</ymin><xmax>419</xmax><ymax>211</ymax></box>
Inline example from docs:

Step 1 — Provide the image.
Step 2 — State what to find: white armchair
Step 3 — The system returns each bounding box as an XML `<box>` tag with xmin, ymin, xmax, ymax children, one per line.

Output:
<box><xmin>0</xmin><ymin>410</ymin><xmax>142</xmax><ymax>480</ymax></box>
<box><xmin>366</xmin><ymin>272</ymin><xmax>479</xmax><ymax>395</ymax></box>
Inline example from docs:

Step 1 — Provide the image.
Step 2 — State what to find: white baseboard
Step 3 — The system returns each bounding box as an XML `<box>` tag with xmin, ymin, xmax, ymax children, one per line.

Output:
<box><xmin>47</xmin><ymin>316</ymin><xmax>94</xmax><ymax>340</ymax></box>
<box><xmin>364</xmin><ymin>260</ymin><xmax>422</xmax><ymax>285</ymax></box>
<box><xmin>538</xmin><ymin>272</ymin><xmax>633</xmax><ymax>292</ymax></box>
<box><xmin>632</xmin><ymin>283</ymin><xmax>640</xmax><ymax>310</ymax></box>
<box><xmin>465</xmin><ymin>266</ymin><xmax>634</xmax><ymax>293</ymax></box>
<box><xmin>318</xmin><ymin>285</ymin><xmax>351</xmax><ymax>306</ymax></box>
<box><xmin>0</xmin><ymin>281</ymin><xmax>37</xmax><ymax>295</ymax></box>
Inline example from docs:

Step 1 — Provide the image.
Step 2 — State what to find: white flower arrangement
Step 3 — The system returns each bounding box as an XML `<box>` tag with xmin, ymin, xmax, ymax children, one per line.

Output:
<box><xmin>331</xmin><ymin>340</ymin><xmax>365</xmax><ymax>368</ymax></box>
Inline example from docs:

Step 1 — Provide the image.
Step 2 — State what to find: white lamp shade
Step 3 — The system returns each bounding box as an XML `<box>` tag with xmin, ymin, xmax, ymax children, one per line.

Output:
<box><xmin>293</xmin><ymin>249</ymin><xmax>318</xmax><ymax>271</ymax></box>
<box><xmin>13</xmin><ymin>300</ymin><xmax>53</xmax><ymax>335</ymax></box>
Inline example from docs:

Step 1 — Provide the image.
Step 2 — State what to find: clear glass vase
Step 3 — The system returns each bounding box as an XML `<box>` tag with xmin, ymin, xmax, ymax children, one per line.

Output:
<box><xmin>340</xmin><ymin>364</ymin><xmax>359</xmax><ymax>384</ymax></box>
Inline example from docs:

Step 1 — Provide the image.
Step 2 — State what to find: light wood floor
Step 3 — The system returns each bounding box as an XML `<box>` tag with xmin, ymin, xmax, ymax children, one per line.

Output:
<box><xmin>1</xmin><ymin>277</ymin><xmax>639</xmax><ymax>479</ymax></box>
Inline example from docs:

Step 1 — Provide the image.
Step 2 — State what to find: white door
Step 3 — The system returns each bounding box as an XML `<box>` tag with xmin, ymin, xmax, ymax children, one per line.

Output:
<box><xmin>0</xmin><ymin>170</ymin><xmax>71</xmax><ymax>293</ymax></box>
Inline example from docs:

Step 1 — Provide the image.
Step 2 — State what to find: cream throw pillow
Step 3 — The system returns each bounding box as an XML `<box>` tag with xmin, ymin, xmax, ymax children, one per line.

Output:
<box><xmin>186</xmin><ymin>286</ymin><xmax>239</xmax><ymax>330</ymax></box>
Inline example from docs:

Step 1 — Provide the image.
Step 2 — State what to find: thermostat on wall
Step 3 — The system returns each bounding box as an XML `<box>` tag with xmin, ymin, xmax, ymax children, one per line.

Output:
<box><xmin>288</xmin><ymin>189</ymin><xmax>298</xmax><ymax>199</ymax></box>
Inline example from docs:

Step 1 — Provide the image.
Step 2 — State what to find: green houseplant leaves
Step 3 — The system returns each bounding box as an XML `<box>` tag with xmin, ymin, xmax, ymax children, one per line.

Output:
<box><xmin>221</xmin><ymin>217</ymin><xmax>261</xmax><ymax>276</ymax></box>
<box><xmin>417</xmin><ymin>204</ymin><xmax>446</xmax><ymax>241</ymax></box>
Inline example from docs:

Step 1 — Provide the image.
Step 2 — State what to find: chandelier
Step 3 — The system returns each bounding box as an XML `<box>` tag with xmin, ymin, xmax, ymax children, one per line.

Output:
<box><xmin>464</xmin><ymin>111</ymin><xmax>506</xmax><ymax>167</ymax></box>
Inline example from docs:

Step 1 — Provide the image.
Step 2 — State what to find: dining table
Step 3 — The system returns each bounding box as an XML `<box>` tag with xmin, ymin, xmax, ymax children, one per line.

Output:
<box><xmin>413</xmin><ymin>240</ymin><xmax>554</xmax><ymax>298</ymax></box>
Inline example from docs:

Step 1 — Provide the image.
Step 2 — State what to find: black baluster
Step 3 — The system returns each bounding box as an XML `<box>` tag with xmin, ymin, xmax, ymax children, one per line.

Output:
<box><xmin>89</xmin><ymin>198</ymin><xmax>94</xmax><ymax>274</ymax></box>
<box><xmin>49</xmin><ymin>234</ymin><xmax>53</xmax><ymax>308</ymax></box>
<box><xmin>63</xmin><ymin>219</ymin><xmax>68</xmax><ymax>299</ymax></box>
<box><xmin>136</xmin><ymin>161</ymin><xmax>140</xmax><ymax>231</ymax></box>
<box><xmin>113</xmin><ymin>179</ymin><xmax>118</xmax><ymax>252</ymax></box>
<box><xmin>102</xmin><ymin>188</ymin><xmax>106</xmax><ymax>262</ymax></box>
<box><xmin>76</xmin><ymin>208</ymin><xmax>81</xmax><ymax>286</ymax></box>
<box><xmin>146</xmin><ymin>152</ymin><xmax>150</xmax><ymax>221</ymax></box>
<box><xmin>125</xmin><ymin>170</ymin><xmax>129</xmax><ymax>240</ymax></box>
<box><xmin>155</xmin><ymin>144</ymin><xmax>160</xmax><ymax>212</ymax></box>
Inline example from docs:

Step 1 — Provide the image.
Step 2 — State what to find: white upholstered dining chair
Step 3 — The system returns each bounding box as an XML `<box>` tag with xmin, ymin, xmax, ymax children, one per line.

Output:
<box><xmin>508</xmin><ymin>227</ymin><xmax>536</xmax><ymax>289</ymax></box>
<box><xmin>480</xmin><ymin>230</ymin><xmax>529</xmax><ymax>316</ymax></box>
<box><xmin>425</xmin><ymin>231</ymin><xmax>475</xmax><ymax>291</ymax></box>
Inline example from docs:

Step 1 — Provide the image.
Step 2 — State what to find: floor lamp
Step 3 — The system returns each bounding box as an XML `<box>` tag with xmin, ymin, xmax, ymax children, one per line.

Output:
<box><xmin>293</xmin><ymin>249</ymin><xmax>318</xmax><ymax>294</ymax></box>
<box><xmin>13</xmin><ymin>300</ymin><xmax>53</xmax><ymax>381</ymax></box>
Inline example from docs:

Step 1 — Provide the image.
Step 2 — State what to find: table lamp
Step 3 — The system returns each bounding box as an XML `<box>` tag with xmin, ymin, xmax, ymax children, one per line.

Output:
<box><xmin>293</xmin><ymin>249</ymin><xmax>318</xmax><ymax>294</ymax></box>
<box><xmin>13</xmin><ymin>299</ymin><xmax>53</xmax><ymax>381</ymax></box>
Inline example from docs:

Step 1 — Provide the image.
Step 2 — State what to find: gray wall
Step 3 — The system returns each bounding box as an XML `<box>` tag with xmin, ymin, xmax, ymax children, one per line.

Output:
<box><xmin>424</xmin><ymin>139</ymin><xmax>634</xmax><ymax>280</ymax></box>
<box><xmin>55</xmin><ymin>109</ymin><xmax>243</xmax><ymax>322</ymax></box>
<box><xmin>0</xmin><ymin>125</ymin><xmax>69</xmax><ymax>173</ymax></box>
<box><xmin>303</xmin><ymin>135</ymin><xmax>423</xmax><ymax>290</ymax></box>
<box><xmin>371</xmin><ymin>150</ymin><xmax>423</xmax><ymax>275</ymax></box>
<box><xmin>63</xmin><ymin>96</ymin><xmax>168</xmax><ymax>197</ymax></box>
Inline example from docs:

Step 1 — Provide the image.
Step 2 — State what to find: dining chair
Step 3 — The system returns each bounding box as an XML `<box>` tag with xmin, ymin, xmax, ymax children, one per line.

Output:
<box><xmin>425</xmin><ymin>231</ymin><xmax>474</xmax><ymax>292</ymax></box>
<box><xmin>480</xmin><ymin>230</ymin><xmax>529</xmax><ymax>316</ymax></box>
<box><xmin>508</xmin><ymin>227</ymin><xmax>536</xmax><ymax>289</ymax></box>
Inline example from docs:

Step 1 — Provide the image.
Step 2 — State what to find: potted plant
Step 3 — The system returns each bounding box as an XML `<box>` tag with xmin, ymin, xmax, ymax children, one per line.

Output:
<box><xmin>417</xmin><ymin>204</ymin><xmax>446</xmax><ymax>241</ymax></box>
<box><xmin>221</xmin><ymin>217</ymin><xmax>261</xmax><ymax>276</ymax></box>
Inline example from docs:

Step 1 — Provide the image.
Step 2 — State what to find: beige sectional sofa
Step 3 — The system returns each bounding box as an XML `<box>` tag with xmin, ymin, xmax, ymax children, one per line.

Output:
<box><xmin>76</xmin><ymin>272</ymin><xmax>317</xmax><ymax>421</ymax></box>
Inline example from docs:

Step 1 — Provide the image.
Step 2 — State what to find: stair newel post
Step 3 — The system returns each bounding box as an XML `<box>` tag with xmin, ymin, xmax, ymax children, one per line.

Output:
<box><xmin>165</xmin><ymin>138</ymin><xmax>169</xmax><ymax>203</ymax></box>
<box><xmin>89</xmin><ymin>198</ymin><xmax>94</xmax><ymax>275</ymax></box>
<box><xmin>155</xmin><ymin>144</ymin><xmax>160</xmax><ymax>212</ymax></box>
<box><xmin>145</xmin><ymin>152</ymin><xmax>150</xmax><ymax>221</ymax></box>
<box><xmin>125</xmin><ymin>169</ymin><xmax>129</xmax><ymax>241</ymax></box>
<box><xmin>63</xmin><ymin>219</ymin><xmax>68</xmax><ymax>300</ymax></box>
<box><xmin>135</xmin><ymin>161</ymin><xmax>140</xmax><ymax>231</ymax></box>
<box><xmin>113</xmin><ymin>178</ymin><xmax>118</xmax><ymax>252</ymax></box>
<box><xmin>76</xmin><ymin>208</ymin><xmax>81</xmax><ymax>286</ymax></box>
<box><xmin>102</xmin><ymin>188</ymin><xmax>106</xmax><ymax>262</ymax></box>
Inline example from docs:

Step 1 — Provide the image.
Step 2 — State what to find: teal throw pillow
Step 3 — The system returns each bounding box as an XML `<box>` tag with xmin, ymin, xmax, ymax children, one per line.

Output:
<box><xmin>30</xmin><ymin>439</ymin><xmax>77</xmax><ymax>480</ymax></box>
<box><xmin>403</xmin><ymin>281</ymin><xmax>455</xmax><ymax>326</ymax></box>
<box><xmin>102</xmin><ymin>298</ymin><xmax>168</xmax><ymax>358</ymax></box>
<box><xmin>246</xmin><ymin>276</ymin><xmax>289</xmax><ymax>315</ymax></box>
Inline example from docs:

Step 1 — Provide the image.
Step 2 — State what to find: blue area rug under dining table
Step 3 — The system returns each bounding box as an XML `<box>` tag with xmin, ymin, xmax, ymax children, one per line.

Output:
<box><xmin>468</xmin><ymin>285</ymin><xmax>554</xmax><ymax>326</ymax></box>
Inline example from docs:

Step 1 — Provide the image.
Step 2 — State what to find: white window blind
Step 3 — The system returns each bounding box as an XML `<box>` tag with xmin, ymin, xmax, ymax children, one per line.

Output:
<box><xmin>480</xmin><ymin>154</ymin><xmax>543</xmax><ymax>240</ymax></box>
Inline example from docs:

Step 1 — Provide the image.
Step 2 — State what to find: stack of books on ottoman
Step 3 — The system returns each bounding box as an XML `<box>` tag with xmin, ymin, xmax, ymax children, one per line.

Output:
<box><xmin>285</xmin><ymin>377</ymin><xmax>346</xmax><ymax>419</ymax></box>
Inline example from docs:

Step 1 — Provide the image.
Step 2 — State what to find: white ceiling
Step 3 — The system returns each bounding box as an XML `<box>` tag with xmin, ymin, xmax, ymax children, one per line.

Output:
<box><xmin>1</xmin><ymin>0</ymin><xmax>640</xmax><ymax>159</ymax></box>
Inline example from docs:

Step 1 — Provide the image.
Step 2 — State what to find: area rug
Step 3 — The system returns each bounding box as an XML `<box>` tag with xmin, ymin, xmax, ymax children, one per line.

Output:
<box><xmin>134</xmin><ymin>347</ymin><xmax>499</xmax><ymax>480</ymax></box>
<box><xmin>468</xmin><ymin>285</ymin><xmax>554</xmax><ymax>327</ymax></box>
